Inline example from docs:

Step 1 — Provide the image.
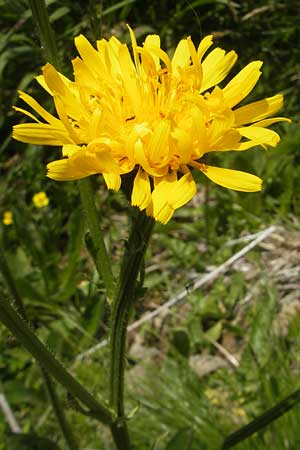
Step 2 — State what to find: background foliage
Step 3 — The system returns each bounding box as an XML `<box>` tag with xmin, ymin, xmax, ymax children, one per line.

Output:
<box><xmin>0</xmin><ymin>0</ymin><xmax>299</xmax><ymax>449</ymax></box>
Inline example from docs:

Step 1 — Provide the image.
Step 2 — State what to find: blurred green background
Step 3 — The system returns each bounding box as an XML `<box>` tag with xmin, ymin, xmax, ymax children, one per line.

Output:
<box><xmin>0</xmin><ymin>1</ymin><xmax>300</xmax><ymax>449</ymax></box>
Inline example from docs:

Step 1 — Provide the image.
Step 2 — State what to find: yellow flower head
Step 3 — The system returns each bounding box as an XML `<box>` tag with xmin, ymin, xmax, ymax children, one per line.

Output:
<box><xmin>3</xmin><ymin>211</ymin><xmax>13</xmax><ymax>226</ymax></box>
<box><xmin>13</xmin><ymin>27</ymin><xmax>290</xmax><ymax>223</ymax></box>
<box><xmin>32</xmin><ymin>191</ymin><xmax>49</xmax><ymax>208</ymax></box>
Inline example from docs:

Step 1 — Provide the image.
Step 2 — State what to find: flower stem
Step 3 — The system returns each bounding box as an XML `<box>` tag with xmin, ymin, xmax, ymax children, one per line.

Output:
<box><xmin>26</xmin><ymin>0</ymin><xmax>118</xmax><ymax>446</ymax></box>
<box><xmin>109</xmin><ymin>210</ymin><xmax>154</xmax><ymax>448</ymax></box>
<box><xmin>0</xmin><ymin>239</ymin><xmax>79</xmax><ymax>449</ymax></box>
<box><xmin>43</xmin><ymin>370</ymin><xmax>79</xmax><ymax>450</ymax></box>
<box><xmin>78</xmin><ymin>178</ymin><xmax>115</xmax><ymax>300</ymax></box>
<box><xmin>0</xmin><ymin>292</ymin><xmax>114</xmax><ymax>425</ymax></box>
<box><xmin>28</xmin><ymin>0</ymin><xmax>61</xmax><ymax>70</ymax></box>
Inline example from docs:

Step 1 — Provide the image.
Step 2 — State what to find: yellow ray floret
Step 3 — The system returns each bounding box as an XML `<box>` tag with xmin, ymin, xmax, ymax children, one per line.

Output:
<box><xmin>13</xmin><ymin>26</ymin><xmax>291</xmax><ymax>224</ymax></box>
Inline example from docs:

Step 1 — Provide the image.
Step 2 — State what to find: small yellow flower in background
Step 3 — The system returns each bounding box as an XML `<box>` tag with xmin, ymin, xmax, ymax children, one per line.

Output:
<box><xmin>32</xmin><ymin>191</ymin><xmax>49</xmax><ymax>208</ymax></box>
<box><xmin>232</xmin><ymin>407</ymin><xmax>247</xmax><ymax>420</ymax></box>
<box><xmin>13</xmin><ymin>27</ymin><xmax>290</xmax><ymax>223</ymax></box>
<box><xmin>3</xmin><ymin>211</ymin><xmax>13</xmax><ymax>226</ymax></box>
<box><xmin>205</xmin><ymin>388</ymin><xmax>221</xmax><ymax>406</ymax></box>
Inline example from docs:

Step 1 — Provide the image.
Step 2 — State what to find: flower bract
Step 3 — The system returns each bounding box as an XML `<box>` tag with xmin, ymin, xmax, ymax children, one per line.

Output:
<box><xmin>13</xmin><ymin>27</ymin><xmax>290</xmax><ymax>223</ymax></box>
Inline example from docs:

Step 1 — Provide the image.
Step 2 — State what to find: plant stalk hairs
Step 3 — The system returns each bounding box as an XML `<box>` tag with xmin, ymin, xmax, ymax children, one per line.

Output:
<box><xmin>7</xmin><ymin>20</ymin><xmax>290</xmax><ymax>450</ymax></box>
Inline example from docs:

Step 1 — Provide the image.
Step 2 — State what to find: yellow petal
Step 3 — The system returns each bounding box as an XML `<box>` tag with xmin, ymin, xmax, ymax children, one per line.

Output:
<box><xmin>36</xmin><ymin>74</ymin><xmax>53</xmax><ymax>95</ymax></box>
<box><xmin>148</xmin><ymin>119</ymin><xmax>170</xmax><ymax>164</ymax></box>
<box><xmin>104</xmin><ymin>37</ymin><xmax>122</xmax><ymax>77</ymax></box>
<box><xmin>136</xmin><ymin>46</ymin><xmax>159</xmax><ymax>79</ymax></box>
<box><xmin>48</xmin><ymin>145</ymin><xmax>120</xmax><ymax>181</ymax></box>
<box><xmin>223</xmin><ymin>61</ymin><xmax>263</xmax><ymax>108</ymax></box>
<box><xmin>72</xmin><ymin>57</ymin><xmax>98</xmax><ymax>89</ymax></box>
<box><xmin>118</xmin><ymin>44</ymin><xmax>140</xmax><ymax>111</ymax></box>
<box><xmin>197</xmin><ymin>35</ymin><xmax>213</xmax><ymax>60</ymax></box>
<box><xmin>209</xmin><ymin>128</ymin><xmax>241</xmax><ymax>152</ymax></box>
<box><xmin>148</xmin><ymin>173</ymin><xmax>176</xmax><ymax>223</ymax></box>
<box><xmin>74</xmin><ymin>34</ymin><xmax>106</xmax><ymax>75</ymax></box>
<box><xmin>12</xmin><ymin>123</ymin><xmax>73</xmax><ymax>145</ymax></box>
<box><xmin>234</xmin><ymin>94</ymin><xmax>284</xmax><ymax>126</ymax></box>
<box><xmin>17</xmin><ymin>91</ymin><xmax>60</xmax><ymax>125</ymax></box>
<box><xmin>187</xmin><ymin>37</ymin><xmax>202</xmax><ymax>87</ymax></box>
<box><xmin>143</xmin><ymin>34</ymin><xmax>161</xmax><ymax>71</ymax></box>
<box><xmin>127</xmin><ymin>25</ymin><xmax>140</xmax><ymax>71</ymax></box>
<box><xmin>200</xmin><ymin>164</ymin><xmax>262</xmax><ymax>192</ymax></box>
<box><xmin>237</xmin><ymin>126</ymin><xmax>280</xmax><ymax>147</ymax></box>
<box><xmin>172</xmin><ymin>39</ymin><xmax>190</xmax><ymax>76</ymax></box>
<box><xmin>200</xmin><ymin>48</ymin><xmax>237</xmax><ymax>93</ymax></box>
<box><xmin>62</xmin><ymin>144</ymin><xmax>81</xmax><ymax>157</ymax></box>
<box><xmin>103</xmin><ymin>173</ymin><xmax>121</xmax><ymax>191</ymax></box>
<box><xmin>47</xmin><ymin>159</ymin><xmax>85</xmax><ymax>180</ymax></box>
<box><xmin>13</xmin><ymin>106</ymin><xmax>41</xmax><ymax>122</ymax></box>
<box><xmin>85</xmin><ymin>141</ymin><xmax>121</xmax><ymax>173</ymax></box>
<box><xmin>149</xmin><ymin>171</ymin><xmax>196</xmax><ymax>224</ymax></box>
<box><xmin>131</xmin><ymin>168</ymin><xmax>152</xmax><ymax>210</ymax></box>
<box><xmin>36</xmin><ymin>70</ymin><xmax>71</xmax><ymax>95</ymax></box>
<box><xmin>232</xmin><ymin>140</ymin><xmax>263</xmax><ymax>151</ymax></box>
<box><xmin>52</xmin><ymin>95</ymin><xmax>80</xmax><ymax>143</ymax></box>
<box><xmin>169</xmin><ymin>172</ymin><xmax>197</xmax><ymax>209</ymax></box>
<box><xmin>250</xmin><ymin>117</ymin><xmax>291</xmax><ymax>128</ymax></box>
<box><xmin>42</xmin><ymin>64</ymin><xmax>66</xmax><ymax>95</ymax></box>
<box><xmin>142</xmin><ymin>45</ymin><xmax>171</xmax><ymax>74</ymax></box>
<box><xmin>134</xmin><ymin>139</ymin><xmax>167</xmax><ymax>177</ymax></box>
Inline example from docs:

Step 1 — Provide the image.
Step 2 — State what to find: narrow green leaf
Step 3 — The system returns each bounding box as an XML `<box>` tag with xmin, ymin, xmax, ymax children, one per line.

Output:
<box><xmin>49</xmin><ymin>6</ymin><xmax>70</xmax><ymax>23</ymax></box>
<box><xmin>165</xmin><ymin>428</ymin><xmax>194</xmax><ymax>450</ymax></box>
<box><xmin>222</xmin><ymin>388</ymin><xmax>300</xmax><ymax>449</ymax></box>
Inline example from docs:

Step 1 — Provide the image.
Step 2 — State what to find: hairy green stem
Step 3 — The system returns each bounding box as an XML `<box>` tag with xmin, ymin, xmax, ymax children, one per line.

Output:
<box><xmin>78</xmin><ymin>178</ymin><xmax>115</xmax><ymax>300</ymax></box>
<box><xmin>43</xmin><ymin>370</ymin><xmax>79</xmax><ymax>450</ymax></box>
<box><xmin>109</xmin><ymin>210</ymin><xmax>154</xmax><ymax>448</ymax></box>
<box><xmin>28</xmin><ymin>0</ymin><xmax>61</xmax><ymax>70</ymax></box>
<box><xmin>0</xmin><ymin>292</ymin><xmax>114</xmax><ymax>425</ymax></box>
<box><xmin>0</xmin><ymin>239</ymin><xmax>79</xmax><ymax>449</ymax></box>
<box><xmin>26</xmin><ymin>3</ymin><xmax>130</xmax><ymax>449</ymax></box>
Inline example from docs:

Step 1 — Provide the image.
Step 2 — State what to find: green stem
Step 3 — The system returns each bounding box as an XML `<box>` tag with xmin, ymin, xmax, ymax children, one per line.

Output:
<box><xmin>109</xmin><ymin>209</ymin><xmax>154</xmax><ymax>448</ymax></box>
<box><xmin>42</xmin><ymin>370</ymin><xmax>79</xmax><ymax>450</ymax></box>
<box><xmin>27</xmin><ymin>0</ymin><xmax>119</xmax><ymax>446</ymax></box>
<box><xmin>0</xmin><ymin>241</ymin><xmax>78</xmax><ymax>449</ymax></box>
<box><xmin>0</xmin><ymin>292</ymin><xmax>114</xmax><ymax>425</ymax></box>
<box><xmin>28</xmin><ymin>0</ymin><xmax>61</xmax><ymax>70</ymax></box>
<box><xmin>78</xmin><ymin>178</ymin><xmax>115</xmax><ymax>300</ymax></box>
<box><xmin>222</xmin><ymin>388</ymin><xmax>300</xmax><ymax>449</ymax></box>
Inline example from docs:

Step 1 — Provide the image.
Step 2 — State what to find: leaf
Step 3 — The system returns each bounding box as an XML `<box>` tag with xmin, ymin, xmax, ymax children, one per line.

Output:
<box><xmin>205</xmin><ymin>321</ymin><xmax>223</xmax><ymax>341</ymax></box>
<box><xmin>5</xmin><ymin>433</ymin><xmax>61</xmax><ymax>450</ymax></box>
<box><xmin>248</xmin><ymin>285</ymin><xmax>277</xmax><ymax>365</ymax></box>
<box><xmin>151</xmin><ymin>432</ymin><xmax>169</xmax><ymax>450</ymax></box>
<box><xmin>102</xmin><ymin>0</ymin><xmax>136</xmax><ymax>17</ymax></box>
<box><xmin>81</xmin><ymin>295</ymin><xmax>106</xmax><ymax>344</ymax></box>
<box><xmin>172</xmin><ymin>329</ymin><xmax>190</xmax><ymax>357</ymax></box>
<box><xmin>49</xmin><ymin>6</ymin><xmax>70</xmax><ymax>23</ymax></box>
<box><xmin>55</xmin><ymin>209</ymin><xmax>84</xmax><ymax>301</ymax></box>
<box><xmin>222</xmin><ymin>388</ymin><xmax>300</xmax><ymax>449</ymax></box>
<box><xmin>165</xmin><ymin>428</ymin><xmax>194</xmax><ymax>450</ymax></box>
